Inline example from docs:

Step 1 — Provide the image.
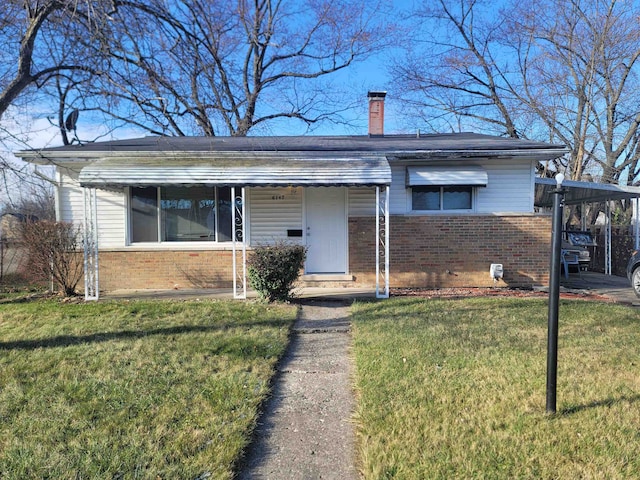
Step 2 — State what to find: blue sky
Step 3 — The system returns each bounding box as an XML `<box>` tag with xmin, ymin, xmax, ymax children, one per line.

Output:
<box><xmin>2</xmin><ymin>0</ymin><xmax>413</xmax><ymax>157</ymax></box>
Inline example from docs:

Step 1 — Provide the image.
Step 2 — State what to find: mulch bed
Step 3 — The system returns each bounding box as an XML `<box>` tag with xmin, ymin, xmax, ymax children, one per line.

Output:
<box><xmin>390</xmin><ymin>287</ymin><xmax>614</xmax><ymax>302</ymax></box>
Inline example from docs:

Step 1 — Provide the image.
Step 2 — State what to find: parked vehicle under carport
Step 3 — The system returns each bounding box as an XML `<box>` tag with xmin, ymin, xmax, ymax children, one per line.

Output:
<box><xmin>626</xmin><ymin>250</ymin><xmax>640</xmax><ymax>297</ymax></box>
<box><xmin>562</xmin><ymin>231</ymin><xmax>595</xmax><ymax>273</ymax></box>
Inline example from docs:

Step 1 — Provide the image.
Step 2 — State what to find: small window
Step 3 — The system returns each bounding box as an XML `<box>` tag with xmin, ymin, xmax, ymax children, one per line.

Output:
<box><xmin>130</xmin><ymin>186</ymin><xmax>234</xmax><ymax>243</ymax></box>
<box><xmin>412</xmin><ymin>186</ymin><xmax>473</xmax><ymax>211</ymax></box>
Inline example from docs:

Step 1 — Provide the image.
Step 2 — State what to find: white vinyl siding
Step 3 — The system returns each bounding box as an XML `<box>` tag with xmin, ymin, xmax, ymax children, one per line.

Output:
<box><xmin>59</xmin><ymin>170</ymin><xmax>126</xmax><ymax>248</ymax></box>
<box><xmin>348</xmin><ymin>187</ymin><xmax>376</xmax><ymax>216</ymax></box>
<box><xmin>96</xmin><ymin>190</ymin><xmax>126</xmax><ymax>247</ymax></box>
<box><xmin>390</xmin><ymin>165</ymin><xmax>408</xmax><ymax>214</ymax></box>
<box><xmin>58</xmin><ymin>171</ymin><xmax>84</xmax><ymax>225</ymax></box>
<box><xmin>476</xmin><ymin>161</ymin><xmax>535</xmax><ymax>213</ymax></box>
<box><xmin>56</xmin><ymin>159</ymin><xmax>536</xmax><ymax>251</ymax></box>
<box><xmin>248</xmin><ymin>187</ymin><xmax>303</xmax><ymax>245</ymax></box>
<box><xmin>391</xmin><ymin>160</ymin><xmax>536</xmax><ymax>214</ymax></box>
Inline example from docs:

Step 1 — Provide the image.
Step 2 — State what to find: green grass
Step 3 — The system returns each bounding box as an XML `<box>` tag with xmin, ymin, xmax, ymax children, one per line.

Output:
<box><xmin>352</xmin><ymin>297</ymin><xmax>640</xmax><ymax>479</ymax></box>
<box><xmin>0</xmin><ymin>299</ymin><xmax>297</xmax><ymax>479</ymax></box>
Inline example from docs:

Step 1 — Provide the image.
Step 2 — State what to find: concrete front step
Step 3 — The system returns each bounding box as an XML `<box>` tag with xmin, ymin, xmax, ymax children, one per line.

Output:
<box><xmin>298</xmin><ymin>273</ymin><xmax>358</xmax><ymax>289</ymax></box>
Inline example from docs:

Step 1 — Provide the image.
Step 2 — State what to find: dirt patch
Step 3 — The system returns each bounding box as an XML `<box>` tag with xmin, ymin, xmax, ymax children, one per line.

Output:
<box><xmin>390</xmin><ymin>287</ymin><xmax>614</xmax><ymax>302</ymax></box>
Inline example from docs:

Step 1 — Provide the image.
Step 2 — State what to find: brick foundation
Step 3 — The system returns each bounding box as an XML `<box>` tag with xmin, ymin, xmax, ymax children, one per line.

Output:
<box><xmin>98</xmin><ymin>249</ymin><xmax>237</xmax><ymax>291</ymax></box>
<box><xmin>349</xmin><ymin>215</ymin><xmax>551</xmax><ymax>288</ymax></box>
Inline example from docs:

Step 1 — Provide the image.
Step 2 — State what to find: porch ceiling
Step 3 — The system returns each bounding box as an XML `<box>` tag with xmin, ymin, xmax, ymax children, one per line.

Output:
<box><xmin>535</xmin><ymin>177</ymin><xmax>640</xmax><ymax>207</ymax></box>
<box><xmin>78</xmin><ymin>155</ymin><xmax>391</xmax><ymax>188</ymax></box>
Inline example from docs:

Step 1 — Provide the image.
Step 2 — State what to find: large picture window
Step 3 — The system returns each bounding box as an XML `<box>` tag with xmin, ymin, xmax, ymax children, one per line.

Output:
<box><xmin>130</xmin><ymin>186</ymin><xmax>233</xmax><ymax>243</ymax></box>
<box><xmin>412</xmin><ymin>186</ymin><xmax>473</xmax><ymax>211</ymax></box>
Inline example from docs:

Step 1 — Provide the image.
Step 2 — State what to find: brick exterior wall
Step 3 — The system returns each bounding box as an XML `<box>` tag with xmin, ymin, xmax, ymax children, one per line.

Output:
<box><xmin>98</xmin><ymin>250</ymin><xmax>237</xmax><ymax>290</ymax></box>
<box><xmin>349</xmin><ymin>215</ymin><xmax>552</xmax><ymax>288</ymax></box>
<box><xmin>95</xmin><ymin>215</ymin><xmax>551</xmax><ymax>292</ymax></box>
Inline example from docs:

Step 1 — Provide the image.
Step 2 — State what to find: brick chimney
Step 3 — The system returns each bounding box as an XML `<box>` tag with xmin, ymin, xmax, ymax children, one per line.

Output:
<box><xmin>368</xmin><ymin>91</ymin><xmax>386</xmax><ymax>136</ymax></box>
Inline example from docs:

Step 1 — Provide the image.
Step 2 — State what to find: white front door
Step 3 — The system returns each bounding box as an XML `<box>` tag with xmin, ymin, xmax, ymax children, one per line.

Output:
<box><xmin>305</xmin><ymin>187</ymin><xmax>347</xmax><ymax>274</ymax></box>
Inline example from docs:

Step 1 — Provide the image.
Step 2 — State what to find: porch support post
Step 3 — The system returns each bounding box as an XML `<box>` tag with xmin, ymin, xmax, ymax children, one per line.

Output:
<box><xmin>376</xmin><ymin>185</ymin><xmax>390</xmax><ymax>298</ymax></box>
<box><xmin>83</xmin><ymin>187</ymin><xmax>99</xmax><ymax>301</ymax></box>
<box><xmin>232</xmin><ymin>187</ymin><xmax>247</xmax><ymax>299</ymax></box>
<box><xmin>605</xmin><ymin>200</ymin><xmax>612</xmax><ymax>275</ymax></box>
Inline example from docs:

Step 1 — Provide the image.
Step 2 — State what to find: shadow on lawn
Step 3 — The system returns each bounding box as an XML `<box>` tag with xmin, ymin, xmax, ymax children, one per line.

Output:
<box><xmin>0</xmin><ymin>319</ymin><xmax>290</xmax><ymax>352</ymax></box>
<box><xmin>561</xmin><ymin>394</ymin><xmax>640</xmax><ymax>415</ymax></box>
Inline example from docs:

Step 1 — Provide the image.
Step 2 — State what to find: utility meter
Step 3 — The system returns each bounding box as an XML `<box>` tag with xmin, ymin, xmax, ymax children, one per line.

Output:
<box><xmin>490</xmin><ymin>264</ymin><xmax>504</xmax><ymax>280</ymax></box>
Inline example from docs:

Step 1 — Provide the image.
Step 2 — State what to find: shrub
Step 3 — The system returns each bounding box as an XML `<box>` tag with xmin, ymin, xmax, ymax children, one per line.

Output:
<box><xmin>247</xmin><ymin>243</ymin><xmax>307</xmax><ymax>302</ymax></box>
<box><xmin>20</xmin><ymin>220</ymin><xmax>83</xmax><ymax>297</ymax></box>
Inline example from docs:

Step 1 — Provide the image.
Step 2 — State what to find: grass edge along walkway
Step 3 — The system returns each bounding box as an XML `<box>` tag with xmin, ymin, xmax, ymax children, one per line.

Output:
<box><xmin>352</xmin><ymin>296</ymin><xmax>640</xmax><ymax>480</ymax></box>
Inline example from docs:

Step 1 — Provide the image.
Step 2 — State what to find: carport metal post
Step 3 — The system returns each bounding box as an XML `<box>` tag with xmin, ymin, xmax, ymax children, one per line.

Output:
<box><xmin>635</xmin><ymin>198</ymin><xmax>640</xmax><ymax>251</ymax></box>
<box><xmin>605</xmin><ymin>201</ymin><xmax>612</xmax><ymax>275</ymax></box>
<box><xmin>546</xmin><ymin>173</ymin><xmax>565</xmax><ymax>414</ymax></box>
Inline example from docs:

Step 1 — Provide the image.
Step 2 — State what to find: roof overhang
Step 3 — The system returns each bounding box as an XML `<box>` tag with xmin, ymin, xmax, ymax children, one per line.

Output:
<box><xmin>535</xmin><ymin>177</ymin><xmax>640</xmax><ymax>207</ymax></box>
<box><xmin>77</xmin><ymin>156</ymin><xmax>392</xmax><ymax>188</ymax></box>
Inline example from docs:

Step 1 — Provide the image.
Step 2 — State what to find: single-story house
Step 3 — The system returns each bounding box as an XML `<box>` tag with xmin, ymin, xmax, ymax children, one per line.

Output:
<box><xmin>16</xmin><ymin>93</ymin><xmax>569</xmax><ymax>299</ymax></box>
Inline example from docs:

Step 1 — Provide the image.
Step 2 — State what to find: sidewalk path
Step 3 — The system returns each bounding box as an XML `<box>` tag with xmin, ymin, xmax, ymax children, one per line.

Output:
<box><xmin>237</xmin><ymin>300</ymin><xmax>357</xmax><ymax>480</ymax></box>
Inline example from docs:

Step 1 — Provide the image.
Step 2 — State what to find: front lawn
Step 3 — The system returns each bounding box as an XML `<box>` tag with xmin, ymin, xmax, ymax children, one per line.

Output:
<box><xmin>352</xmin><ymin>297</ymin><xmax>640</xmax><ymax>479</ymax></box>
<box><xmin>0</xmin><ymin>299</ymin><xmax>297</xmax><ymax>479</ymax></box>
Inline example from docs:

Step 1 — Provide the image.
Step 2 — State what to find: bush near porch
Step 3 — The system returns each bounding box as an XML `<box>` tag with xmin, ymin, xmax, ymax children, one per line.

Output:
<box><xmin>352</xmin><ymin>297</ymin><xmax>640</xmax><ymax>479</ymax></box>
<box><xmin>0</xmin><ymin>299</ymin><xmax>296</xmax><ymax>479</ymax></box>
<box><xmin>247</xmin><ymin>243</ymin><xmax>307</xmax><ymax>302</ymax></box>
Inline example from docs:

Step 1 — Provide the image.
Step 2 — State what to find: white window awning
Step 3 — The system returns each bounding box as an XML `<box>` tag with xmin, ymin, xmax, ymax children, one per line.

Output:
<box><xmin>406</xmin><ymin>166</ymin><xmax>488</xmax><ymax>187</ymax></box>
<box><xmin>78</xmin><ymin>156</ymin><xmax>391</xmax><ymax>188</ymax></box>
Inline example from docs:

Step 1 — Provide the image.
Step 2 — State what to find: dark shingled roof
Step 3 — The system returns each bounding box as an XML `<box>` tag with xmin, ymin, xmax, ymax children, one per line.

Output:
<box><xmin>20</xmin><ymin>132</ymin><xmax>566</xmax><ymax>155</ymax></box>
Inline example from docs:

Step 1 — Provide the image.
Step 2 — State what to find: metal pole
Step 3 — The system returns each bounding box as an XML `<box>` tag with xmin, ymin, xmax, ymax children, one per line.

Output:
<box><xmin>375</xmin><ymin>186</ymin><xmax>380</xmax><ymax>297</ymax></box>
<box><xmin>546</xmin><ymin>178</ymin><xmax>565</xmax><ymax>414</ymax></box>
<box><xmin>635</xmin><ymin>197</ymin><xmax>639</xmax><ymax>251</ymax></box>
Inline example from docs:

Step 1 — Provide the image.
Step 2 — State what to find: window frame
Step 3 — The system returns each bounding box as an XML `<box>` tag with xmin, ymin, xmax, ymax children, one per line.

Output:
<box><xmin>410</xmin><ymin>185</ymin><xmax>476</xmax><ymax>213</ymax></box>
<box><xmin>127</xmin><ymin>186</ymin><xmax>234</xmax><ymax>245</ymax></box>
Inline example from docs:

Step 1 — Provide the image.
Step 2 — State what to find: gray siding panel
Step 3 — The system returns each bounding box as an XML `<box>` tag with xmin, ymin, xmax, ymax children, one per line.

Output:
<box><xmin>249</xmin><ymin>187</ymin><xmax>303</xmax><ymax>245</ymax></box>
<box><xmin>348</xmin><ymin>187</ymin><xmax>376</xmax><ymax>216</ymax></box>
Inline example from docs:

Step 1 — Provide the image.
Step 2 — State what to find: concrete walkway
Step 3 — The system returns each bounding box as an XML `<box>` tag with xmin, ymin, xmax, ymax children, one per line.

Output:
<box><xmin>237</xmin><ymin>300</ymin><xmax>357</xmax><ymax>480</ymax></box>
<box><xmin>560</xmin><ymin>271</ymin><xmax>638</xmax><ymax>305</ymax></box>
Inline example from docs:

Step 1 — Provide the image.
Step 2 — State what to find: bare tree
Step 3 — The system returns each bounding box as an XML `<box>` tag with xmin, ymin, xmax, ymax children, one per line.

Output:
<box><xmin>0</xmin><ymin>0</ymin><xmax>124</xmax><ymax>188</ymax></box>
<box><xmin>392</xmin><ymin>0</ymin><xmax>520</xmax><ymax>138</ymax></box>
<box><xmin>394</xmin><ymin>0</ymin><xmax>640</xmax><ymax>185</ymax></box>
<box><xmin>88</xmin><ymin>0</ymin><xmax>393</xmax><ymax>136</ymax></box>
<box><xmin>0</xmin><ymin>1</ymin><xmax>111</xmax><ymax>122</ymax></box>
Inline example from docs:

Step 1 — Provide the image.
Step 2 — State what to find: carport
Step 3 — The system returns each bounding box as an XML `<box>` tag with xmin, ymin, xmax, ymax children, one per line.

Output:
<box><xmin>535</xmin><ymin>177</ymin><xmax>640</xmax><ymax>275</ymax></box>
